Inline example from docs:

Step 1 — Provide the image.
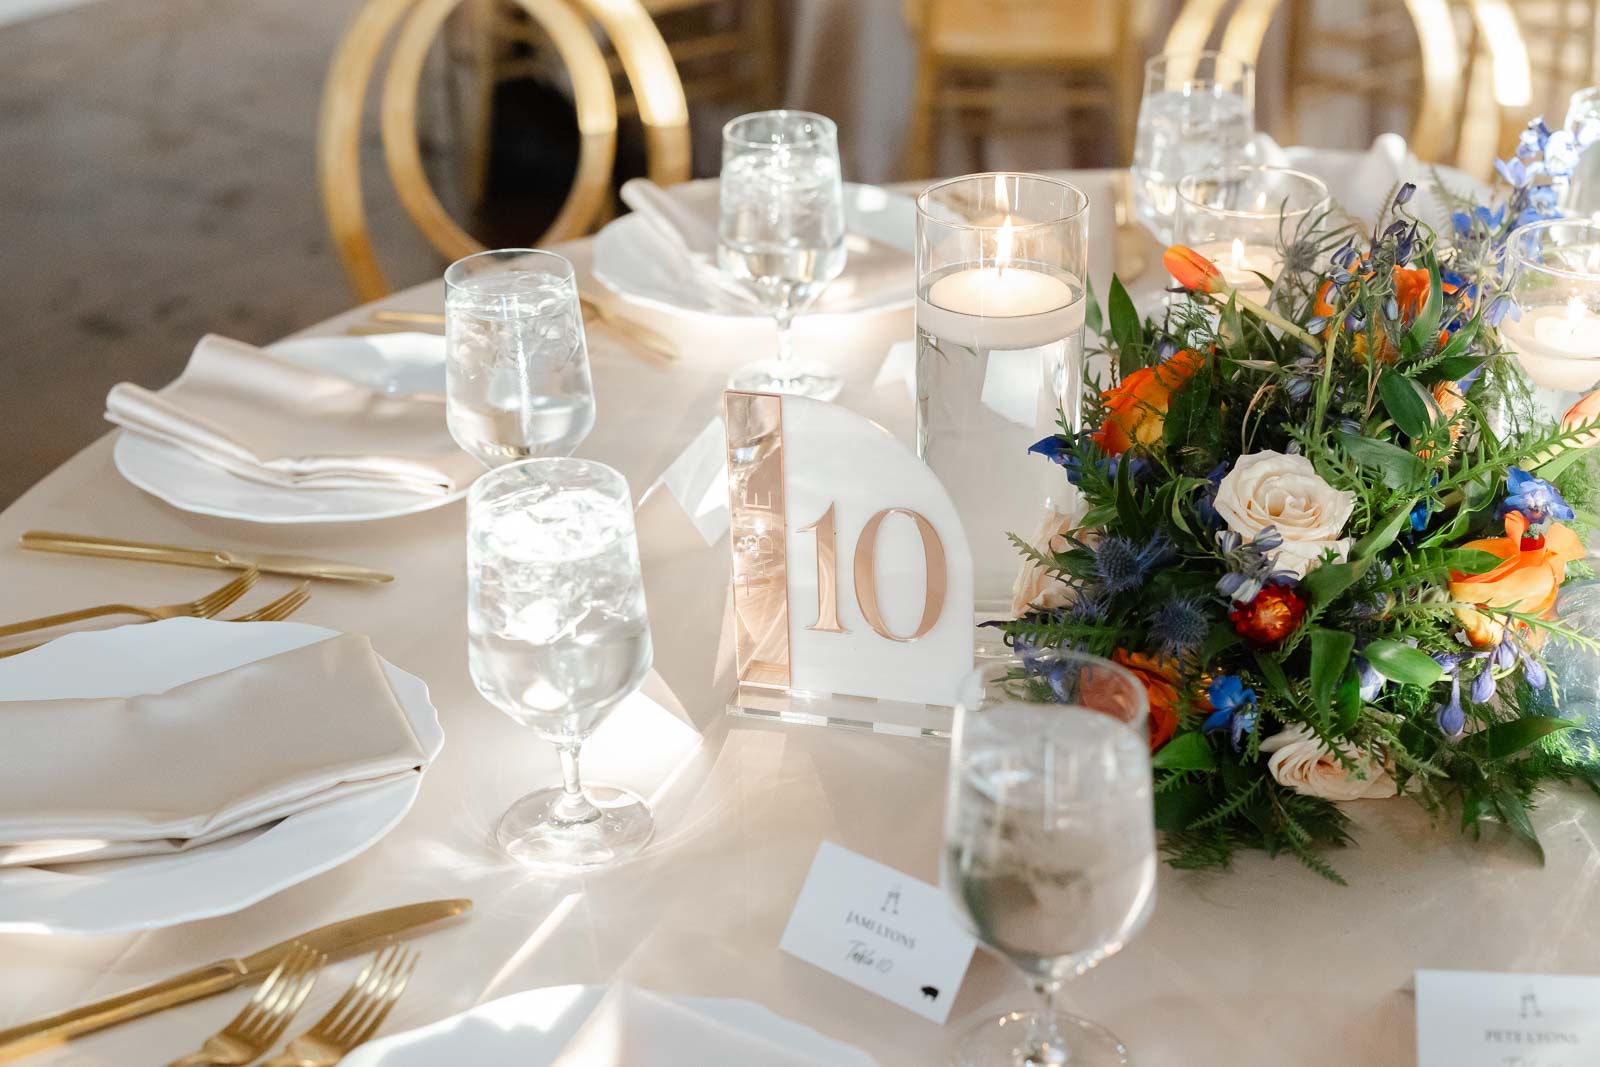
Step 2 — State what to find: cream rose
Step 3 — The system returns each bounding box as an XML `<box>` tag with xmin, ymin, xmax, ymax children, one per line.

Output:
<box><xmin>1213</xmin><ymin>451</ymin><xmax>1356</xmax><ymax>579</ymax></box>
<box><xmin>1010</xmin><ymin>504</ymin><xmax>1083</xmax><ymax>617</ymax></box>
<box><xmin>1260</xmin><ymin>724</ymin><xmax>1396</xmax><ymax>801</ymax></box>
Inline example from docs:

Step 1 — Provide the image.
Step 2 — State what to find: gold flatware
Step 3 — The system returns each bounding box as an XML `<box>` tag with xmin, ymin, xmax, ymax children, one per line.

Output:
<box><xmin>0</xmin><ymin>569</ymin><xmax>259</xmax><ymax>642</ymax></box>
<box><xmin>230</xmin><ymin>583</ymin><xmax>311</xmax><ymax>623</ymax></box>
<box><xmin>0</xmin><ymin>899</ymin><xmax>469</xmax><ymax>1063</ymax></box>
<box><xmin>20</xmin><ymin>532</ymin><xmax>393</xmax><ymax>584</ymax></box>
<box><xmin>363</xmin><ymin>299</ymin><xmax>681</xmax><ymax>365</ymax></box>
<box><xmin>261</xmin><ymin>944</ymin><xmax>419</xmax><ymax>1067</ymax></box>
<box><xmin>0</xmin><ymin>583</ymin><xmax>310</xmax><ymax>659</ymax></box>
<box><xmin>164</xmin><ymin>944</ymin><xmax>323</xmax><ymax>1067</ymax></box>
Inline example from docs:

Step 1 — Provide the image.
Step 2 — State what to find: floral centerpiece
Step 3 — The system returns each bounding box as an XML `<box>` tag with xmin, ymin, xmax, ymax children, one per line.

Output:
<box><xmin>1009</xmin><ymin>123</ymin><xmax>1600</xmax><ymax>881</ymax></box>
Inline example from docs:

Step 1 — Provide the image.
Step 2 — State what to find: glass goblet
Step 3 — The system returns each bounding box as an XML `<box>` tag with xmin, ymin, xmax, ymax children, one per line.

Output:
<box><xmin>944</xmin><ymin>648</ymin><xmax>1155</xmax><ymax>1067</ymax></box>
<box><xmin>718</xmin><ymin>109</ymin><xmax>848</xmax><ymax>401</ymax></box>
<box><xmin>467</xmin><ymin>457</ymin><xmax>653</xmax><ymax>869</ymax></box>
<box><xmin>445</xmin><ymin>249</ymin><xmax>596</xmax><ymax>468</ymax></box>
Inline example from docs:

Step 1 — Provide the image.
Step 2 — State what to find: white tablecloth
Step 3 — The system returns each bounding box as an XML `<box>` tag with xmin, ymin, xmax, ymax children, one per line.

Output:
<box><xmin>1</xmin><ymin>170</ymin><xmax>1598</xmax><ymax>1067</ymax></box>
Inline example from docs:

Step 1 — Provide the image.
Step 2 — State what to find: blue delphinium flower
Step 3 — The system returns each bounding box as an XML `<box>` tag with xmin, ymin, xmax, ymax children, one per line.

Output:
<box><xmin>1356</xmin><ymin>654</ymin><xmax>1385</xmax><ymax>701</ymax></box>
<box><xmin>1093</xmin><ymin>534</ymin><xmax>1171</xmax><ymax>594</ymax></box>
<box><xmin>1203</xmin><ymin>675</ymin><xmax>1259</xmax><ymax>750</ymax></box>
<box><xmin>1196</xmin><ymin>462</ymin><xmax>1230</xmax><ymax>527</ymax></box>
<box><xmin>1148</xmin><ymin>595</ymin><xmax>1211</xmax><ymax>658</ymax></box>
<box><xmin>1469</xmin><ymin>665</ymin><xmax>1496</xmax><ymax>704</ymax></box>
<box><xmin>1498</xmin><ymin>466</ymin><xmax>1575</xmax><ymax>525</ymax></box>
<box><xmin>1519</xmin><ymin>647</ymin><xmax>1549</xmax><ymax>690</ymax></box>
<box><xmin>1027</xmin><ymin>435</ymin><xmax>1071</xmax><ymax>465</ymax></box>
<box><xmin>1483</xmin><ymin>292</ymin><xmax>1518</xmax><ymax>326</ymax></box>
<box><xmin>1437</xmin><ymin>672</ymin><xmax>1466</xmax><ymax>739</ymax></box>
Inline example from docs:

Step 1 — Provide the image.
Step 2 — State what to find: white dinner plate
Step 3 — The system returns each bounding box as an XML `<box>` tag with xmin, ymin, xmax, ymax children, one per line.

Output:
<box><xmin>592</xmin><ymin>180</ymin><xmax>916</xmax><ymax>320</ymax></box>
<box><xmin>341</xmin><ymin>985</ymin><xmax>879</xmax><ymax>1067</ymax></box>
<box><xmin>112</xmin><ymin>332</ymin><xmax>468</xmax><ymax>525</ymax></box>
<box><xmin>0</xmin><ymin>618</ymin><xmax>443</xmax><ymax>935</ymax></box>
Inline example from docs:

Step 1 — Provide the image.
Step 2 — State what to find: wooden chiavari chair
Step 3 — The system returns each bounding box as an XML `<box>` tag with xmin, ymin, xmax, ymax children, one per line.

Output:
<box><xmin>319</xmin><ymin>0</ymin><xmax>690</xmax><ymax>301</ymax></box>
<box><xmin>900</xmin><ymin>0</ymin><xmax>1149</xmax><ymax>179</ymax></box>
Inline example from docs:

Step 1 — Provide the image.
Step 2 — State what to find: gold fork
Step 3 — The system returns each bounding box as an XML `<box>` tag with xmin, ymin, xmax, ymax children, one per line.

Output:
<box><xmin>260</xmin><ymin>944</ymin><xmax>419</xmax><ymax>1067</ymax></box>
<box><xmin>164</xmin><ymin>943</ymin><xmax>323</xmax><ymax>1067</ymax></box>
<box><xmin>0</xmin><ymin>577</ymin><xmax>306</xmax><ymax>660</ymax></box>
<box><xmin>0</xmin><ymin>568</ymin><xmax>260</xmax><ymax>641</ymax></box>
<box><xmin>229</xmin><ymin>583</ymin><xmax>311</xmax><ymax>623</ymax></box>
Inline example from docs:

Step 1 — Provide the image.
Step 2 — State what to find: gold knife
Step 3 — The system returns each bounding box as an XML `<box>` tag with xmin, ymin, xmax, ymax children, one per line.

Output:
<box><xmin>369</xmin><ymin>302</ymin><xmax>682</xmax><ymax>365</ymax></box>
<box><xmin>19</xmin><ymin>532</ymin><xmax>394</xmax><ymax>584</ymax></box>
<box><xmin>0</xmin><ymin>898</ymin><xmax>470</xmax><ymax>1062</ymax></box>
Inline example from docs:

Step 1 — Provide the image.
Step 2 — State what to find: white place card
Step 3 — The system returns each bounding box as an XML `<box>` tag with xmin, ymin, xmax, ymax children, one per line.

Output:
<box><xmin>1416</xmin><ymin>969</ymin><xmax>1600</xmax><ymax>1067</ymax></box>
<box><xmin>779</xmin><ymin>841</ymin><xmax>976</xmax><ymax>1024</ymax></box>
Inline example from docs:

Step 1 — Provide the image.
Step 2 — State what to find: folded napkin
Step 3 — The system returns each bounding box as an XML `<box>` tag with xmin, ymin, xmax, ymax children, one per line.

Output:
<box><xmin>106</xmin><ymin>334</ymin><xmax>480</xmax><ymax>495</ymax></box>
<box><xmin>550</xmin><ymin>986</ymin><xmax>878</xmax><ymax>1067</ymax></box>
<box><xmin>618</xmin><ymin>178</ymin><xmax>912</xmax><ymax>314</ymax></box>
<box><xmin>1253</xmin><ymin>132</ymin><xmax>1482</xmax><ymax>233</ymax></box>
<box><xmin>0</xmin><ymin>633</ymin><xmax>429</xmax><ymax>867</ymax></box>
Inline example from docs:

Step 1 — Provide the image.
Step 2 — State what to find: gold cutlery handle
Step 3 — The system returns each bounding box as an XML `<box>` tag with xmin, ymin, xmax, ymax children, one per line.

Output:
<box><xmin>21</xmin><ymin>532</ymin><xmax>227</xmax><ymax>570</ymax></box>
<box><xmin>0</xmin><ymin>963</ymin><xmax>244</xmax><ymax>1063</ymax></box>
<box><xmin>0</xmin><ymin>602</ymin><xmax>148</xmax><ymax>640</ymax></box>
<box><xmin>370</xmin><ymin>309</ymin><xmax>444</xmax><ymax>325</ymax></box>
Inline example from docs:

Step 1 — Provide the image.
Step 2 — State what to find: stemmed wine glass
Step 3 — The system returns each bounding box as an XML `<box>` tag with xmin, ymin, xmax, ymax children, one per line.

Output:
<box><xmin>718</xmin><ymin>110</ymin><xmax>848</xmax><ymax>401</ymax></box>
<box><xmin>467</xmin><ymin>457</ymin><xmax>654</xmax><ymax>869</ymax></box>
<box><xmin>1130</xmin><ymin>51</ymin><xmax>1256</xmax><ymax>245</ymax></box>
<box><xmin>445</xmin><ymin>249</ymin><xmax>596</xmax><ymax>468</ymax></box>
<box><xmin>944</xmin><ymin>649</ymin><xmax>1156</xmax><ymax>1066</ymax></box>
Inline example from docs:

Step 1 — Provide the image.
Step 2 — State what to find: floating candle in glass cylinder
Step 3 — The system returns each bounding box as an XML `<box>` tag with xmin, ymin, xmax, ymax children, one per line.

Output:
<box><xmin>1500</xmin><ymin>219</ymin><xmax>1600</xmax><ymax>412</ymax></box>
<box><xmin>1174</xmin><ymin>165</ymin><xmax>1329</xmax><ymax>303</ymax></box>
<box><xmin>915</xmin><ymin>173</ymin><xmax>1089</xmax><ymax>618</ymax></box>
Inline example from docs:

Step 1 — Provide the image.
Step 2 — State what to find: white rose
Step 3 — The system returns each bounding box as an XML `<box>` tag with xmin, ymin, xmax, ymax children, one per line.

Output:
<box><xmin>1213</xmin><ymin>451</ymin><xmax>1356</xmax><ymax>579</ymax></box>
<box><xmin>1260</xmin><ymin>724</ymin><xmax>1396</xmax><ymax>801</ymax></box>
<box><xmin>1010</xmin><ymin>502</ymin><xmax>1084</xmax><ymax>617</ymax></box>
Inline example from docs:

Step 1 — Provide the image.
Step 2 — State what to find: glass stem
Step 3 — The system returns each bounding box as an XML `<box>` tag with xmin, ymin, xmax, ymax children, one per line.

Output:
<box><xmin>1023</xmin><ymin>977</ymin><xmax>1068</xmax><ymax>1066</ymax></box>
<box><xmin>551</xmin><ymin>742</ymin><xmax>600</xmax><ymax>825</ymax></box>
<box><xmin>773</xmin><ymin>312</ymin><xmax>796</xmax><ymax>373</ymax></box>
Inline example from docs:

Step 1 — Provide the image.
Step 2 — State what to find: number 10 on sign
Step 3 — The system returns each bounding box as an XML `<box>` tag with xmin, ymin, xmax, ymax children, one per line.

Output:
<box><xmin>724</xmin><ymin>391</ymin><xmax>973</xmax><ymax>718</ymax></box>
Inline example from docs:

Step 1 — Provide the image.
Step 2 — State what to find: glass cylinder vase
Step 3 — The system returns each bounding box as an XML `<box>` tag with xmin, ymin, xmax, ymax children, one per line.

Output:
<box><xmin>1173</xmin><ymin>165</ymin><xmax>1330</xmax><ymax>304</ymax></box>
<box><xmin>915</xmin><ymin>173</ymin><xmax>1089</xmax><ymax>617</ymax></box>
<box><xmin>1499</xmin><ymin>218</ymin><xmax>1600</xmax><ymax>422</ymax></box>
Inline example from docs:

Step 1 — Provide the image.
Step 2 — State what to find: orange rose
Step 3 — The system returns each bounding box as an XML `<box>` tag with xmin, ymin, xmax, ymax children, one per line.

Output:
<box><xmin>1163</xmin><ymin>245</ymin><xmax>1226</xmax><ymax>293</ymax></box>
<box><xmin>1091</xmin><ymin>349</ymin><xmax>1206</xmax><ymax>456</ymax></box>
<box><xmin>1449</xmin><ymin>510</ymin><xmax>1584</xmax><ymax>646</ymax></box>
<box><xmin>1563</xmin><ymin>389</ymin><xmax>1600</xmax><ymax>448</ymax></box>
<box><xmin>1111</xmin><ymin>649</ymin><xmax>1210</xmax><ymax>751</ymax></box>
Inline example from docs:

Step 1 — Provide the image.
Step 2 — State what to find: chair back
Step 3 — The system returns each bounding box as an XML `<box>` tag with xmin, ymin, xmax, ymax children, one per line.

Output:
<box><xmin>319</xmin><ymin>0</ymin><xmax>688</xmax><ymax>301</ymax></box>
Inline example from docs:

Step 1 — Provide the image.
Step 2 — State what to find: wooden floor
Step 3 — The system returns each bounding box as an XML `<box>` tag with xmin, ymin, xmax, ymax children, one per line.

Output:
<box><xmin>0</xmin><ymin>0</ymin><xmax>442</xmax><ymax>507</ymax></box>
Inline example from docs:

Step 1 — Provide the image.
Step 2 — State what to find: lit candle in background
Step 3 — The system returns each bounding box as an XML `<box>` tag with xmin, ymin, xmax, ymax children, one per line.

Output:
<box><xmin>1183</xmin><ymin>236</ymin><xmax>1282</xmax><ymax>302</ymax></box>
<box><xmin>1500</xmin><ymin>294</ymin><xmax>1600</xmax><ymax>392</ymax></box>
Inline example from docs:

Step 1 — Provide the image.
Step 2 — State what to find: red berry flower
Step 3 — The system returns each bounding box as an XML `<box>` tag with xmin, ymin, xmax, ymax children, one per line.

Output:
<box><xmin>1230</xmin><ymin>582</ymin><xmax>1307</xmax><ymax>646</ymax></box>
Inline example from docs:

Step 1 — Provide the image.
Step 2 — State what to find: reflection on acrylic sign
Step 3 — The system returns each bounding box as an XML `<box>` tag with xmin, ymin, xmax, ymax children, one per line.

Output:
<box><xmin>724</xmin><ymin>391</ymin><xmax>974</xmax><ymax>709</ymax></box>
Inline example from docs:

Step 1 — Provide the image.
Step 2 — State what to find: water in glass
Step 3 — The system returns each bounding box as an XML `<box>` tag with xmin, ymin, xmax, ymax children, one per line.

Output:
<box><xmin>717</xmin><ymin>150</ymin><xmax>848</xmax><ymax>319</ymax></box>
<box><xmin>1131</xmin><ymin>88</ymin><xmax>1254</xmax><ymax>244</ymax></box>
<box><xmin>446</xmin><ymin>258</ymin><xmax>595</xmax><ymax>467</ymax></box>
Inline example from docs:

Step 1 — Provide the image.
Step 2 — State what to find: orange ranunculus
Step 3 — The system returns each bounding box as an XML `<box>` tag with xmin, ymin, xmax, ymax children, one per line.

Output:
<box><xmin>1417</xmin><ymin>380</ymin><xmax>1466</xmax><ymax>460</ymax></box>
<box><xmin>1111</xmin><ymin>649</ymin><xmax>1212</xmax><ymax>751</ymax></box>
<box><xmin>1091</xmin><ymin>349</ymin><xmax>1206</xmax><ymax>456</ymax></box>
<box><xmin>1448</xmin><ymin>510</ymin><xmax>1585</xmax><ymax>646</ymax></box>
<box><xmin>1563</xmin><ymin>388</ymin><xmax>1600</xmax><ymax>448</ymax></box>
<box><xmin>1163</xmin><ymin>245</ymin><xmax>1226</xmax><ymax>293</ymax></box>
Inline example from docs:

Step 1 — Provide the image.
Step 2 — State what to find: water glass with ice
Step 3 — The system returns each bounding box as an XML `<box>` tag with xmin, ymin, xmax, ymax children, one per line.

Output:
<box><xmin>467</xmin><ymin>457</ymin><xmax>653</xmax><ymax>869</ymax></box>
<box><xmin>445</xmin><ymin>249</ymin><xmax>596</xmax><ymax>468</ymax></box>
<box><xmin>1130</xmin><ymin>51</ymin><xmax>1256</xmax><ymax>244</ymax></box>
<box><xmin>719</xmin><ymin>109</ymin><xmax>848</xmax><ymax>401</ymax></box>
<box><xmin>944</xmin><ymin>649</ymin><xmax>1155</xmax><ymax>1067</ymax></box>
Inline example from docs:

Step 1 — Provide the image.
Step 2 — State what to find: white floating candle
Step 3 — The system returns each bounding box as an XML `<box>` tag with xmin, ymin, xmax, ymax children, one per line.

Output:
<box><xmin>1500</xmin><ymin>296</ymin><xmax>1600</xmax><ymax>392</ymax></box>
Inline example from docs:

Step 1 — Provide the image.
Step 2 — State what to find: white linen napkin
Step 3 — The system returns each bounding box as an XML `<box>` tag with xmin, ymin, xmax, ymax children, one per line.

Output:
<box><xmin>0</xmin><ymin>633</ymin><xmax>430</xmax><ymax>867</ymax></box>
<box><xmin>551</xmin><ymin>986</ymin><xmax>878</xmax><ymax>1066</ymax></box>
<box><xmin>1255</xmin><ymin>132</ymin><xmax>1481</xmax><ymax>233</ymax></box>
<box><xmin>105</xmin><ymin>334</ymin><xmax>481</xmax><ymax>496</ymax></box>
<box><xmin>618</xmin><ymin>178</ymin><xmax>913</xmax><ymax>314</ymax></box>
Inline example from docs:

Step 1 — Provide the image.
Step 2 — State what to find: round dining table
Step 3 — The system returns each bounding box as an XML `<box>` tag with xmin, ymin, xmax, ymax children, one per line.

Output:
<box><xmin>2</xmin><ymin>167</ymin><xmax>1598</xmax><ymax>1067</ymax></box>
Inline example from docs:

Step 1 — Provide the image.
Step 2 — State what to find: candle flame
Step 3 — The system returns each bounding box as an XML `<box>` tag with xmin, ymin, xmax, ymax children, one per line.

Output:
<box><xmin>1568</xmin><ymin>295</ymin><xmax>1586</xmax><ymax>325</ymax></box>
<box><xmin>1230</xmin><ymin>237</ymin><xmax>1247</xmax><ymax>270</ymax></box>
<box><xmin>996</xmin><ymin>215</ymin><xmax>1014</xmax><ymax>278</ymax></box>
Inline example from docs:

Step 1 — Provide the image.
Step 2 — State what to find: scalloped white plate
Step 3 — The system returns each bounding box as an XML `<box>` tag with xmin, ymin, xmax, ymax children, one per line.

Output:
<box><xmin>0</xmin><ymin>618</ymin><xmax>443</xmax><ymax>935</ymax></box>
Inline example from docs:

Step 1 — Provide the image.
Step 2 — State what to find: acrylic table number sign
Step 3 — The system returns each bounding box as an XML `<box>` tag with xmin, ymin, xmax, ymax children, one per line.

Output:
<box><xmin>724</xmin><ymin>391</ymin><xmax>975</xmax><ymax>737</ymax></box>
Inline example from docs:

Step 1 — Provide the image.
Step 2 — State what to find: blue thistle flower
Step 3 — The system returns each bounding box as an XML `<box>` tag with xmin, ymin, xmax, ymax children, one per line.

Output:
<box><xmin>1148</xmin><ymin>596</ymin><xmax>1211</xmax><ymax>658</ymax></box>
<box><xmin>1092</xmin><ymin>534</ymin><xmax>1170</xmax><ymax>594</ymax></box>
